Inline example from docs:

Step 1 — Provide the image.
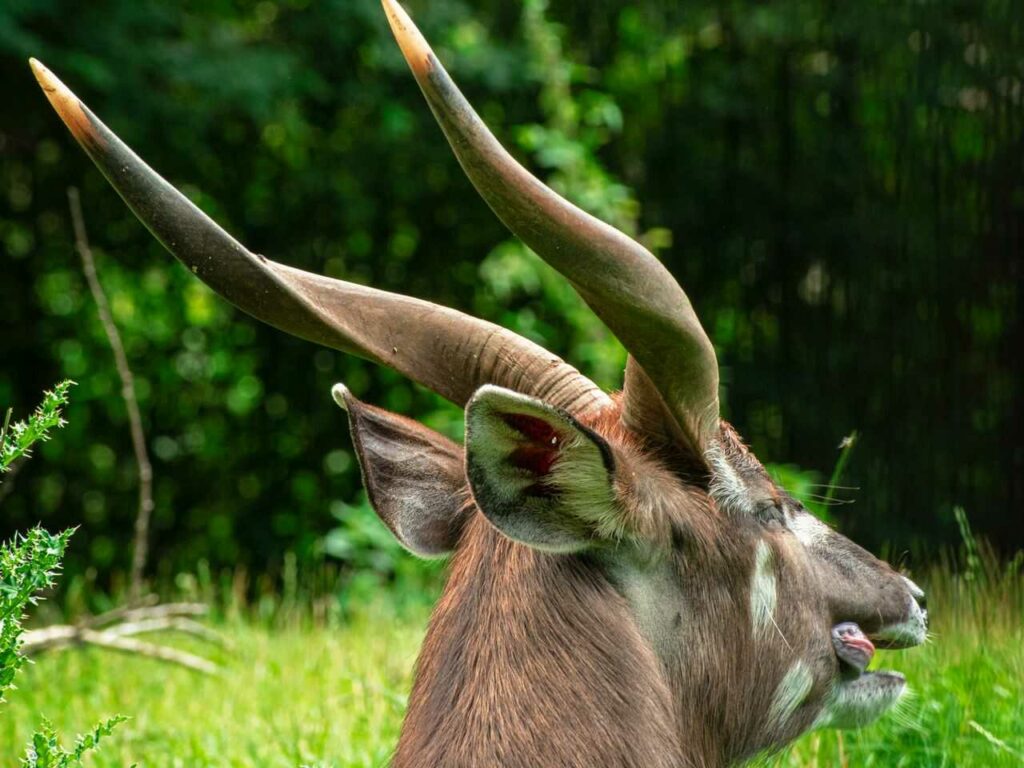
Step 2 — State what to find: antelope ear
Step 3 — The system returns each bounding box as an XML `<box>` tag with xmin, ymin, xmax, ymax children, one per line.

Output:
<box><xmin>465</xmin><ymin>385</ymin><xmax>618</xmax><ymax>553</ymax></box>
<box><xmin>332</xmin><ymin>384</ymin><xmax>470</xmax><ymax>557</ymax></box>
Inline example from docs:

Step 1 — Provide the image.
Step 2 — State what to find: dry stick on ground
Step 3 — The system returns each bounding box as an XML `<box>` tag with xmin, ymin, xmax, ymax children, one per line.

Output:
<box><xmin>68</xmin><ymin>187</ymin><xmax>154</xmax><ymax>602</ymax></box>
<box><xmin>89</xmin><ymin>599</ymin><xmax>207</xmax><ymax>628</ymax></box>
<box><xmin>21</xmin><ymin>603</ymin><xmax>222</xmax><ymax>675</ymax></box>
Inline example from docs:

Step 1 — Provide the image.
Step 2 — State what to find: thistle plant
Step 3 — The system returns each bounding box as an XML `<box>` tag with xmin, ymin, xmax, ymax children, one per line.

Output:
<box><xmin>0</xmin><ymin>527</ymin><xmax>74</xmax><ymax>704</ymax></box>
<box><xmin>19</xmin><ymin>716</ymin><xmax>129</xmax><ymax>768</ymax></box>
<box><xmin>0</xmin><ymin>380</ymin><xmax>74</xmax><ymax>474</ymax></box>
<box><xmin>1</xmin><ymin>382</ymin><xmax>126</xmax><ymax>765</ymax></box>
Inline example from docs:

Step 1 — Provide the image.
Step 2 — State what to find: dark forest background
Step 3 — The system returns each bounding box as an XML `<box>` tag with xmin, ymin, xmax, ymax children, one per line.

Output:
<box><xmin>1</xmin><ymin>0</ymin><xmax>1021</xmax><ymax>587</ymax></box>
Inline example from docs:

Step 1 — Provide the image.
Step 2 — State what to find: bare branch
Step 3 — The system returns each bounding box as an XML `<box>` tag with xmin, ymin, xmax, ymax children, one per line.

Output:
<box><xmin>84</xmin><ymin>593</ymin><xmax>161</xmax><ymax>628</ymax></box>
<box><xmin>68</xmin><ymin>187</ymin><xmax>154</xmax><ymax>601</ymax></box>
<box><xmin>21</xmin><ymin>623</ymin><xmax>220</xmax><ymax>674</ymax></box>
<box><xmin>19</xmin><ymin>624</ymin><xmax>82</xmax><ymax>653</ymax></box>
<box><xmin>87</xmin><ymin>601</ymin><xmax>208</xmax><ymax>629</ymax></box>
<box><xmin>82</xmin><ymin>632</ymin><xmax>218</xmax><ymax>674</ymax></box>
<box><xmin>102</xmin><ymin>616</ymin><xmax>229</xmax><ymax>648</ymax></box>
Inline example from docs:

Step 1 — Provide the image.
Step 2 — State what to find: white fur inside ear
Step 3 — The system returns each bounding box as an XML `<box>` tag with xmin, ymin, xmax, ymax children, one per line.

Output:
<box><xmin>549</xmin><ymin>431</ymin><xmax>625</xmax><ymax>541</ymax></box>
<box><xmin>464</xmin><ymin>387</ymin><xmax>552</xmax><ymax>506</ymax></box>
<box><xmin>465</xmin><ymin>386</ymin><xmax>620</xmax><ymax>551</ymax></box>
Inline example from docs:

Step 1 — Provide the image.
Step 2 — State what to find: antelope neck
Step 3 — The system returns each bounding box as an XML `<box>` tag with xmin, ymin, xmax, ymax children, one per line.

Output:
<box><xmin>392</xmin><ymin>514</ymin><xmax>686</xmax><ymax>768</ymax></box>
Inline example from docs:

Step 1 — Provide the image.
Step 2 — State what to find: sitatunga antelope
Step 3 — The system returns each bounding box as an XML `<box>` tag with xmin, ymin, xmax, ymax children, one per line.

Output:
<box><xmin>31</xmin><ymin>1</ymin><xmax>927</xmax><ymax>765</ymax></box>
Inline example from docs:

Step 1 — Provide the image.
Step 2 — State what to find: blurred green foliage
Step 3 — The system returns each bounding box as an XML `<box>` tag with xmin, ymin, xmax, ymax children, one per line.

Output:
<box><xmin>0</xmin><ymin>0</ymin><xmax>1021</xmax><ymax>586</ymax></box>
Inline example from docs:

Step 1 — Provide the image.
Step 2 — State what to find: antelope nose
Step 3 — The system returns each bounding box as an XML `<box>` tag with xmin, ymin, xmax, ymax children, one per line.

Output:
<box><xmin>902</xmin><ymin>575</ymin><xmax>926</xmax><ymax>609</ymax></box>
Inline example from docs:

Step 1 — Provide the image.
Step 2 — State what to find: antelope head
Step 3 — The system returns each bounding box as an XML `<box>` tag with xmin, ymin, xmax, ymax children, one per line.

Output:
<box><xmin>32</xmin><ymin>1</ymin><xmax>927</xmax><ymax>764</ymax></box>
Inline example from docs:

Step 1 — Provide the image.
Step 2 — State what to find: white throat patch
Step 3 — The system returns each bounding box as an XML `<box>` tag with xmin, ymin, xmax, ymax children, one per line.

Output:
<box><xmin>767</xmin><ymin>660</ymin><xmax>814</xmax><ymax>731</ymax></box>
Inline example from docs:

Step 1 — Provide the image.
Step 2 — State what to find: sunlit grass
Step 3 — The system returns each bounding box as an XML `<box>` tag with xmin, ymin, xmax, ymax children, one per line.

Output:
<box><xmin>3</xmin><ymin>552</ymin><xmax>1021</xmax><ymax>767</ymax></box>
<box><xmin>1</xmin><ymin>600</ymin><xmax>430</xmax><ymax>767</ymax></box>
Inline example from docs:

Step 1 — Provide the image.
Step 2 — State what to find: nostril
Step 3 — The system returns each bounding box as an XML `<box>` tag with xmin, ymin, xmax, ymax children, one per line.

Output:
<box><xmin>901</xmin><ymin>575</ymin><xmax>926</xmax><ymax>608</ymax></box>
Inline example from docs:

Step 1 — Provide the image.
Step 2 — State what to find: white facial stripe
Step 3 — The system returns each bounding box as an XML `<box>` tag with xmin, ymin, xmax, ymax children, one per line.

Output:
<box><xmin>750</xmin><ymin>540</ymin><xmax>777</xmax><ymax>638</ymax></box>
<box><xmin>705</xmin><ymin>443</ymin><xmax>753</xmax><ymax>515</ymax></box>
<box><xmin>768</xmin><ymin>661</ymin><xmax>814</xmax><ymax>731</ymax></box>
<box><xmin>787</xmin><ymin>511</ymin><xmax>829</xmax><ymax>547</ymax></box>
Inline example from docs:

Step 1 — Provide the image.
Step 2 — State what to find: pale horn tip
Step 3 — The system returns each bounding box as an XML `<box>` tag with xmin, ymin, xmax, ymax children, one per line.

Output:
<box><xmin>381</xmin><ymin>0</ymin><xmax>434</xmax><ymax>79</ymax></box>
<box><xmin>29</xmin><ymin>58</ymin><xmax>100</xmax><ymax>148</ymax></box>
<box><xmin>29</xmin><ymin>57</ymin><xmax>58</xmax><ymax>91</ymax></box>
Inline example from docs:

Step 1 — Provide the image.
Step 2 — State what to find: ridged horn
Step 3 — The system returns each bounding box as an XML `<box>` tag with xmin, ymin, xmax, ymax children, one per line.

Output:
<box><xmin>381</xmin><ymin>0</ymin><xmax>720</xmax><ymax>454</ymax></box>
<box><xmin>30</xmin><ymin>58</ymin><xmax>611</xmax><ymax>416</ymax></box>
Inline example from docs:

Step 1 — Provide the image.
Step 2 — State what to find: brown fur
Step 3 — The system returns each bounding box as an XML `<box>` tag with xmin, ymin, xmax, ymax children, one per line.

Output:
<box><xmin>387</xmin><ymin>402</ymin><xmax>921</xmax><ymax>766</ymax></box>
<box><xmin>395</xmin><ymin>513</ymin><xmax>681</xmax><ymax>768</ymax></box>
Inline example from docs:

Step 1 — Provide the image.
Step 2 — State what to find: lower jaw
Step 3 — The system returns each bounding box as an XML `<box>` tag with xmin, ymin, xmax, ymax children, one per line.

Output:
<box><xmin>814</xmin><ymin>670</ymin><xmax>907</xmax><ymax>730</ymax></box>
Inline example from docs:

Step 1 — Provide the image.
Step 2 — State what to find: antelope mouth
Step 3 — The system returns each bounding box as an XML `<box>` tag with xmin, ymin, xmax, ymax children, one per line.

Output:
<box><xmin>816</xmin><ymin>621</ymin><xmax>913</xmax><ymax>730</ymax></box>
<box><xmin>867</xmin><ymin>612</ymin><xmax>929</xmax><ymax>650</ymax></box>
<box><xmin>869</xmin><ymin>576</ymin><xmax>930</xmax><ymax>650</ymax></box>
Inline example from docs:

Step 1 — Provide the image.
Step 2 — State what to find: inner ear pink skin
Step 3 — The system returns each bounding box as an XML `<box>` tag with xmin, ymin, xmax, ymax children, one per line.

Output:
<box><xmin>502</xmin><ymin>413</ymin><xmax>563</xmax><ymax>478</ymax></box>
<box><xmin>510</xmin><ymin>445</ymin><xmax>559</xmax><ymax>477</ymax></box>
<box><xmin>502</xmin><ymin>412</ymin><xmax>562</xmax><ymax>445</ymax></box>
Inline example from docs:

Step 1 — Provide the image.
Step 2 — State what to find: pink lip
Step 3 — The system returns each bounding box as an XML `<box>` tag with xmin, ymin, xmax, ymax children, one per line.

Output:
<box><xmin>843</xmin><ymin>634</ymin><xmax>875</xmax><ymax>658</ymax></box>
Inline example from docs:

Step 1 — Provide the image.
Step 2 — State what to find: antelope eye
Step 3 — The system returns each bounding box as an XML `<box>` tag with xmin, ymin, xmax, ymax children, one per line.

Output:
<box><xmin>754</xmin><ymin>500</ymin><xmax>785</xmax><ymax>527</ymax></box>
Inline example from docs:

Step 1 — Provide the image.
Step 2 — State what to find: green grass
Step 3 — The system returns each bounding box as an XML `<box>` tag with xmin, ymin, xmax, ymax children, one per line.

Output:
<box><xmin>2</xmin><ymin>559</ymin><xmax>1021</xmax><ymax>767</ymax></box>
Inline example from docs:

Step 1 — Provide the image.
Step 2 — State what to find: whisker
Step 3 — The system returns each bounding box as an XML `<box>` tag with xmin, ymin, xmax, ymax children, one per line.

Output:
<box><xmin>793</xmin><ymin>493</ymin><xmax>857</xmax><ymax>506</ymax></box>
<box><xmin>889</xmin><ymin>688</ymin><xmax>924</xmax><ymax>733</ymax></box>
<box><xmin>767</xmin><ymin>611</ymin><xmax>793</xmax><ymax>653</ymax></box>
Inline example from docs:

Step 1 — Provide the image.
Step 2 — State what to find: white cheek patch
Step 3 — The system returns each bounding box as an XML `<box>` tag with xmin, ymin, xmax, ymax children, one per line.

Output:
<box><xmin>750</xmin><ymin>540</ymin><xmax>777</xmax><ymax>638</ymax></box>
<box><xmin>787</xmin><ymin>511</ymin><xmax>829</xmax><ymax>548</ymax></box>
<box><xmin>767</xmin><ymin>660</ymin><xmax>814</xmax><ymax>732</ymax></box>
